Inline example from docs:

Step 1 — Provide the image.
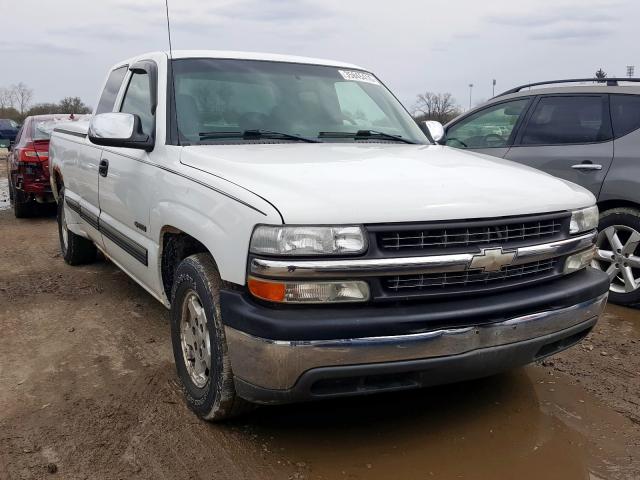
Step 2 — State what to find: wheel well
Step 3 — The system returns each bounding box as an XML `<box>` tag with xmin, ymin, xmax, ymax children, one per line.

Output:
<box><xmin>160</xmin><ymin>229</ymin><xmax>209</xmax><ymax>302</ymax></box>
<box><xmin>52</xmin><ymin>170</ymin><xmax>63</xmax><ymax>201</ymax></box>
<box><xmin>597</xmin><ymin>199</ymin><xmax>640</xmax><ymax>214</ymax></box>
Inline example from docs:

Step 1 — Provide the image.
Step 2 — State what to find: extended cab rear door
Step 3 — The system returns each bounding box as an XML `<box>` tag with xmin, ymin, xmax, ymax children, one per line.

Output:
<box><xmin>60</xmin><ymin>66</ymin><xmax>128</xmax><ymax>247</ymax></box>
<box><xmin>504</xmin><ymin>94</ymin><xmax>614</xmax><ymax>197</ymax></box>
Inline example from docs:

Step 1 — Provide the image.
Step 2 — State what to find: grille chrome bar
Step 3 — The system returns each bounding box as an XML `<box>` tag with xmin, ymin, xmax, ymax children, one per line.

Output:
<box><xmin>250</xmin><ymin>232</ymin><xmax>596</xmax><ymax>279</ymax></box>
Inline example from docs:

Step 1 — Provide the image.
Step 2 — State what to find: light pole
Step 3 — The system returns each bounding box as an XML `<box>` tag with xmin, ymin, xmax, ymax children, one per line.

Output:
<box><xmin>468</xmin><ymin>83</ymin><xmax>474</xmax><ymax>110</ymax></box>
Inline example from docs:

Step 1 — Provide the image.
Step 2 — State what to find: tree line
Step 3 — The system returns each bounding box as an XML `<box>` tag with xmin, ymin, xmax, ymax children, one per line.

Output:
<box><xmin>0</xmin><ymin>82</ymin><xmax>91</xmax><ymax>122</ymax></box>
<box><xmin>412</xmin><ymin>92</ymin><xmax>462</xmax><ymax>124</ymax></box>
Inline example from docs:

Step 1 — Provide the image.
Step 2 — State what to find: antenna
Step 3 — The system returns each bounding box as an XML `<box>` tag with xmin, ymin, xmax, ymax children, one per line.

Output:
<box><xmin>165</xmin><ymin>0</ymin><xmax>173</xmax><ymax>56</ymax></box>
<box><xmin>164</xmin><ymin>0</ymin><xmax>179</xmax><ymax>145</ymax></box>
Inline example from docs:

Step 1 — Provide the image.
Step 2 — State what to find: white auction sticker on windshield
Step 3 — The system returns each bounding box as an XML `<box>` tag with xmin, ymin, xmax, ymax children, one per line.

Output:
<box><xmin>339</xmin><ymin>70</ymin><xmax>380</xmax><ymax>85</ymax></box>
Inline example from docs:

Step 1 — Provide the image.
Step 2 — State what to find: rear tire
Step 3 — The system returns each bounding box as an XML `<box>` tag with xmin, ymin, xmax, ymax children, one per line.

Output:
<box><xmin>12</xmin><ymin>187</ymin><xmax>32</xmax><ymax>218</ymax></box>
<box><xmin>170</xmin><ymin>253</ymin><xmax>253</xmax><ymax>421</ymax></box>
<box><xmin>593</xmin><ymin>207</ymin><xmax>640</xmax><ymax>306</ymax></box>
<box><xmin>57</xmin><ymin>188</ymin><xmax>96</xmax><ymax>265</ymax></box>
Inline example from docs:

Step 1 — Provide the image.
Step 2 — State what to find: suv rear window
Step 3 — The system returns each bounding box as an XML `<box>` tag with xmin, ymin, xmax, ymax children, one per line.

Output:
<box><xmin>610</xmin><ymin>94</ymin><xmax>640</xmax><ymax>138</ymax></box>
<box><xmin>520</xmin><ymin>96</ymin><xmax>612</xmax><ymax>145</ymax></box>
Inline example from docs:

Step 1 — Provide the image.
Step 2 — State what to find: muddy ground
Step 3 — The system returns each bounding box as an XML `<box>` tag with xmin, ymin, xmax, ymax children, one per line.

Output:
<box><xmin>0</xmin><ymin>153</ymin><xmax>639</xmax><ymax>480</ymax></box>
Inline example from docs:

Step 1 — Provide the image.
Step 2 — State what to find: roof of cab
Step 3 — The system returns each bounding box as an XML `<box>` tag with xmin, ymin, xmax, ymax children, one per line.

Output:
<box><xmin>114</xmin><ymin>50</ymin><xmax>366</xmax><ymax>71</ymax></box>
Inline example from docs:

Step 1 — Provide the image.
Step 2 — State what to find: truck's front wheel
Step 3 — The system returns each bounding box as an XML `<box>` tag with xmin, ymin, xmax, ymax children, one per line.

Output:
<box><xmin>170</xmin><ymin>254</ymin><xmax>252</xmax><ymax>421</ymax></box>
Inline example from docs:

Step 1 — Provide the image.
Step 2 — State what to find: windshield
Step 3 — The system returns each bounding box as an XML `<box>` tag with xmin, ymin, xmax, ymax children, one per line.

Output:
<box><xmin>172</xmin><ymin>59</ymin><xmax>428</xmax><ymax>145</ymax></box>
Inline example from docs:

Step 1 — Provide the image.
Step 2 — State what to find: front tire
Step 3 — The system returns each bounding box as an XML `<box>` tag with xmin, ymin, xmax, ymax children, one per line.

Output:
<box><xmin>57</xmin><ymin>188</ymin><xmax>96</xmax><ymax>265</ymax></box>
<box><xmin>170</xmin><ymin>253</ymin><xmax>252</xmax><ymax>421</ymax></box>
<box><xmin>593</xmin><ymin>207</ymin><xmax>640</xmax><ymax>305</ymax></box>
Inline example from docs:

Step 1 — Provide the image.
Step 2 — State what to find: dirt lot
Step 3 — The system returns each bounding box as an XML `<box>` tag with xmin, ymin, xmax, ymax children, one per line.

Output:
<box><xmin>0</xmin><ymin>153</ymin><xmax>639</xmax><ymax>479</ymax></box>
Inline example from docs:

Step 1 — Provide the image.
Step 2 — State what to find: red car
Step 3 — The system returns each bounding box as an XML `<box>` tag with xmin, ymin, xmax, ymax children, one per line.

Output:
<box><xmin>7</xmin><ymin>114</ymin><xmax>88</xmax><ymax>217</ymax></box>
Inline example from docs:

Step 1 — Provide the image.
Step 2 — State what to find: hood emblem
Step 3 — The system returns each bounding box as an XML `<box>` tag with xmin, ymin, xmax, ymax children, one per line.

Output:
<box><xmin>469</xmin><ymin>247</ymin><xmax>516</xmax><ymax>272</ymax></box>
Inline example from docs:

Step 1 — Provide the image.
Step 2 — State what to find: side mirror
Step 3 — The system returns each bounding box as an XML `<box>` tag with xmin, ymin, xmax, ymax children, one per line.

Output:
<box><xmin>423</xmin><ymin>120</ymin><xmax>446</xmax><ymax>144</ymax></box>
<box><xmin>88</xmin><ymin>113</ymin><xmax>154</xmax><ymax>152</ymax></box>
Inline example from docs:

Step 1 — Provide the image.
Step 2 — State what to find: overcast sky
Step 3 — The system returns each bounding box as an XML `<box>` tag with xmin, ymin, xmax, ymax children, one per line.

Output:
<box><xmin>0</xmin><ymin>0</ymin><xmax>637</xmax><ymax>111</ymax></box>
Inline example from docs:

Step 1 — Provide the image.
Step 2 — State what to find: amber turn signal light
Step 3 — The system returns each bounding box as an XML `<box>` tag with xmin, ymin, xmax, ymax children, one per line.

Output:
<box><xmin>248</xmin><ymin>277</ymin><xmax>286</xmax><ymax>302</ymax></box>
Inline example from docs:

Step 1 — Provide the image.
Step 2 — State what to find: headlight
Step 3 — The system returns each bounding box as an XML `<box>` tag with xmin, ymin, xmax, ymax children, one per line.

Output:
<box><xmin>570</xmin><ymin>206</ymin><xmax>599</xmax><ymax>234</ymax></box>
<box><xmin>250</xmin><ymin>225</ymin><xmax>367</xmax><ymax>256</ymax></box>
<box><xmin>248</xmin><ymin>277</ymin><xmax>370</xmax><ymax>303</ymax></box>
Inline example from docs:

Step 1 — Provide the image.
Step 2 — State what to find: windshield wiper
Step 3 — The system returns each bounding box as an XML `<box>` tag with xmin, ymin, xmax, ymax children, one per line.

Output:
<box><xmin>318</xmin><ymin>130</ymin><xmax>417</xmax><ymax>144</ymax></box>
<box><xmin>199</xmin><ymin>129</ymin><xmax>321</xmax><ymax>143</ymax></box>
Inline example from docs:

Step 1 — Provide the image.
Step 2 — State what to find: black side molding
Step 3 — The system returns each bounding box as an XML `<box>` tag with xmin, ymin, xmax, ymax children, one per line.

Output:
<box><xmin>100</xmin><ymin>221</ymin><xmax>148</xmax><ymax>266</ymax></box>
<box><xmin>53</xmin><ymin>128</ymin><xmax>87</xmax><ymax>139</ymax></box>
<box><xmin>64</xmin><ymin>196</ymin><xmax>148</xmax><ymax>266</ymax></box>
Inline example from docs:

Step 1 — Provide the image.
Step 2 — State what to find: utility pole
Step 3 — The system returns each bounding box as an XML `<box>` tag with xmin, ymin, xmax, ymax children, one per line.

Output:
<box><xmin>492</xmin><ymin>79</ymin><xmax>496</xmax><ymax>97</ymax></box>
<box><xmin>468</xmin><ymin>83</ymin><xmax>474</xmax><ymax>110</ymax></box>
<box><xmin>627</xmin><ymin>66</ymin><xmax>635</xmax><ymax>78</ymax></box>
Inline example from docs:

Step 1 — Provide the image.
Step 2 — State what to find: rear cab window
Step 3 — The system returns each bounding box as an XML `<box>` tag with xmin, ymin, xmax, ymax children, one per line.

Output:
<box><xmin>519</xmin><ymin>96</ymin><xmax>612</xmax><ymax>145</ymax></box>
<box><xmin>610</xmin><ymin>94</ymin><xmax>640</xmax><ymax>138</ymax></box>
<box><xmin>95</xmin><ymin>66</ymin><xmax>128</xmax><ymax>114</ymax></box>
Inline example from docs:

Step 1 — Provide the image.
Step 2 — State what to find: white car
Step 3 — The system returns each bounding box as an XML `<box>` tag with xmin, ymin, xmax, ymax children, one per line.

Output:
<box><xmin>49</xmin><ymin>50</ymin><xmax>609</xmax><ymax>420</ymax></box>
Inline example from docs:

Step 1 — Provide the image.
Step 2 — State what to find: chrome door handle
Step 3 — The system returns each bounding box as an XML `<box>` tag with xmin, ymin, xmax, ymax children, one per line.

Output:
<box><xmin>571</xmin><ymin>163</ymin><xmax>602</xmax><ymax>171</ymax></box>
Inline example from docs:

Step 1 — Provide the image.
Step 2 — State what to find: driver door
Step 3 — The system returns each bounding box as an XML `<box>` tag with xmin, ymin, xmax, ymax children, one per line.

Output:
<box><xmin>445</xmin><ymin>97</ymin><xmax>533</xmax><ymax>158</ymax></box>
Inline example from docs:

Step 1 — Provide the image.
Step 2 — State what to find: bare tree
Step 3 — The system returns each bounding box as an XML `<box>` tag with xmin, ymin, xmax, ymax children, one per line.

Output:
<box><xmin>11</xmin><ymin>82</ymin><xmax>34</xmax><ymax>114</ymax></box>
<box><xmin>0</xmin><ymin>87</ymin><xmax>16</xmax><ymax>109</ymax></box>
<box><xmin>412</xmin><ymin>92</ymin><xmax>461</xmax><ymax>124</ymax></box>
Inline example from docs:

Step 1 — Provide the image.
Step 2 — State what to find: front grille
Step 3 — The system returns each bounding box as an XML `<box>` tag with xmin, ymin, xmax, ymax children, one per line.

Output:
<box><xmin>384</xmin><ymin>259</ymin><xmax>559</xmax><ymax>295</ymax></box>
<box><xmin>379</xmin><ymin>217</ymin><xmax>564</xmax><ymax>251</ymax></box>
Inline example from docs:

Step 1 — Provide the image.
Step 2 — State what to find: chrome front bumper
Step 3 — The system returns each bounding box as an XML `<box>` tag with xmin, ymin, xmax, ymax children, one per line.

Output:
<box><xmin>225</xmin><ymin>293</ymin><xmax>607</xmax><ymax>391</ymax></box>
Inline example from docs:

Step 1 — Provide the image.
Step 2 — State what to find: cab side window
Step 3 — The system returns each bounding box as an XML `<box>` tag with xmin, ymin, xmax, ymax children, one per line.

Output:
<box><xmin>520</xmin><ymin>96</ymin><xmax>612</xmax><ymax>145</ymax></box>
<box><xmin>120</xmin><ymin>72</ymin><xmax>154</xmax><ymax>136</ymax></box>
<box><xmin>446</xmin><ymin>99</ymin><xmax>529</xmax><ymax>149</ymax></box>
<box><xmin>95</xmin><ymin>66</ymin><xmax>127</xmax><ymax>114</ymax></box>
<box><xmin>610</xmin><ymin>94</ymin><xmax>640</xmax><ymax>139</ymax></box>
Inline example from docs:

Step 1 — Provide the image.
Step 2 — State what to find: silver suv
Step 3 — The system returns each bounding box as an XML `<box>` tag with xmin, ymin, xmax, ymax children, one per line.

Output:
<box><xmin>443</xmin><ymin>78</ymin><xmax>640</xmax><ymax>305</ymax></box>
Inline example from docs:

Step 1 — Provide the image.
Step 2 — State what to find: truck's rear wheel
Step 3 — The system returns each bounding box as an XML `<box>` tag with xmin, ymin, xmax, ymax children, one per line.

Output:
<box><xmin>593</xmin><ymin>207</ymin><xmax>640</xmax><ymax>305</ymax></box>
<box><xmin>57</xmin><ymin>188</ymin><xmax>96</xmax><ymax>265</ymax></box>
<box><xmin>170</xmin><ymin>253</ymin><xmax>252</xmax><ymax>421</ymax></box>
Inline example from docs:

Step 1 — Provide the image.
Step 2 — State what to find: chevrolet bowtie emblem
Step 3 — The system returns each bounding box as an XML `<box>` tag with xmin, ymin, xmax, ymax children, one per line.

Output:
<box><xmin>469</xmin><ymin>247</ymin><xmax>516</xmax><ymax>272</ymax></box>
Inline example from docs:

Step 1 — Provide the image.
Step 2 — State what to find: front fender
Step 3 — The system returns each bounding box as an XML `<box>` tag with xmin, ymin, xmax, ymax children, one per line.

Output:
<box><xmin>152</xmin><ymin>193</ymin><xmax>281</xmax><ymax>287</ymax></box>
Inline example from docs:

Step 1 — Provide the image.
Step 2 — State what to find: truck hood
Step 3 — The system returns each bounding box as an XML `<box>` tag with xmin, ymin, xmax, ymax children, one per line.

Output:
<box><xmin>180</xmin><ymin>144</ymin><xmax>595</xmax><ymax>224</ymax></box>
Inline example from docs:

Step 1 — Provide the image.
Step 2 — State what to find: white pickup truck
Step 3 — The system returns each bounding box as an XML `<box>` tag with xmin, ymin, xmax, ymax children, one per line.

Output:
<box><xmin>49</xmin><ymin>50</ymin><xmax>610</xmax><ymax>420</ymax></box>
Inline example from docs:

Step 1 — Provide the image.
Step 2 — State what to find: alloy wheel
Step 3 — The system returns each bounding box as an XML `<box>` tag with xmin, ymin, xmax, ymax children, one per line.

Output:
<box><xmin>593</xmin><ymin>225</ymin><xmax>640</xmax><ymax>294</ymax></box>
